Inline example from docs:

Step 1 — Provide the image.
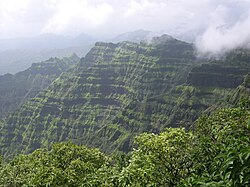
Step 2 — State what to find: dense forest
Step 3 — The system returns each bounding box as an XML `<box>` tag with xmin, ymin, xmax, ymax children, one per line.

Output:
<box><xmin>0</xmin><ymin>35</ymin><xmax>250</xmax><ymax>186</ymax></box>
<box><xmin>0</xmin><ymin>102</ymin><xmax>249</xmax><ymax>186</ymax></box>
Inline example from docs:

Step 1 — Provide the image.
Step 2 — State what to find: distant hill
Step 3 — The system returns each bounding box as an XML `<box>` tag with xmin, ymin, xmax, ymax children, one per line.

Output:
<box><xmin>0</xmin><ymin>33</ymin><xmax>97</xmax><ymax>52</ymax></box>
<box><xmin>0</xmin><ymin>33</ymin><xmax>97</xmax><ymax>75</ymax></box>
<box><xmin>0</xmin><ymin>46</ymin><xmax>91</xmax><ymax>75</ymax></box>
<box><xmin>0</xmin><ymin>54</ymin><xmax>80</xmax><ymax>119</ymax></box>
<box><xmin>108</xmin><ymin>29</ymin><xmax>162</xmax><ymax>43</ymax></box>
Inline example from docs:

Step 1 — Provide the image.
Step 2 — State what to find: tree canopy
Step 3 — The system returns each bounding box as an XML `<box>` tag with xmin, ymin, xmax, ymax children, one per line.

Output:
<box><xmin>0</xmin><ymin>105</ymin><xmax>250</xmax><ymax>186</ymax></box>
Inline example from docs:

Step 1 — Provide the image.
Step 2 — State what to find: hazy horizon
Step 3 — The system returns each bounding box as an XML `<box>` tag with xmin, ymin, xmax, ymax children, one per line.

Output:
<box><xmin>1</xmin><ymin>0</ymin><xmax>250</xmax><ymax>55</ymax></box>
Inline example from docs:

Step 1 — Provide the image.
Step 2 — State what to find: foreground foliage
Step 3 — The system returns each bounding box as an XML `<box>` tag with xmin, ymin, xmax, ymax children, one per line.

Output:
<box><xmin>0</xmin><ymin>105</ymin><xmax>250</xmax><ymax>186</ymax></box>
<box><xmin>182</xmin><ymin>103</ymin><xmax>250</xmax><ymax>187</ymax></box>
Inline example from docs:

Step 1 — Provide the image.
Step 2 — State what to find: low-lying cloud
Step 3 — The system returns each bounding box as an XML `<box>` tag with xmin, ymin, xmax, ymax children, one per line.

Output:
<box><xmin>196</xmin><ymin>1</ymin><xmax>250</xmax><ymax>56</ymax></box>
<box><xmin>0</xmin><ymin>0</ymin><xmax>250</xmax><ymax>56</ymax></box>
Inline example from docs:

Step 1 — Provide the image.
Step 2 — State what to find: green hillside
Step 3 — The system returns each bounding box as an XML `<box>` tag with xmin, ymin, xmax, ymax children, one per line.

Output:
<box><xmin>0</xmin><ymin>103</ymin><xmax>249</xmax><ymax>186</ymax></box>
<box><xmin>0</xmin><ymin>54</ymin><xmax>80</xmax><ymax>119</ymax></box>
<box><xmin>168</xmin><ymin>50</ymin><xmax>250</xmax><ymax>127</ymax></box>
<box><xmin>0</xmin><ymin>36</ymin><xmax>250</xmax><ymax>158</ymax></box>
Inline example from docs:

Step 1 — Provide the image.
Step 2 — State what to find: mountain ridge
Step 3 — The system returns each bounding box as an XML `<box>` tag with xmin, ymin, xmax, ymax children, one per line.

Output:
<box><xmin>1</xmin><ymin>35</ymin><xmax>250</xmax><ymax>158</ymax></box>
<box><xmin>0</xmin><ymin>54</ymin><xmax>80</xmax><ymax>119</ymax></box>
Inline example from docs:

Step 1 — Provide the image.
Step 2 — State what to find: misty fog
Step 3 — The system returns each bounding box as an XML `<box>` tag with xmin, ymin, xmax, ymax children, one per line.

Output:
<box><xmin>0</xmin><ymin>0</ymin><xmax>250</xmax><ymax>55</ymax></box>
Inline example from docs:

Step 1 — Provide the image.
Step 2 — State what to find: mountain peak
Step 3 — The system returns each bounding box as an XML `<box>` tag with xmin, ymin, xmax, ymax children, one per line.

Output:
<box><xmin>109</xmin><ymin>30</ymin><xmax>153</xmax><ymax>43</ymax></box>
<box><xmin>69</xmin><ymin>52</ymin><xmax>79</xmax><ymax>58</ymax></box>
<box><xmin>150</xmin><ymin>34</ymin><xmax>175</xmax><ymax>45</ymax></box>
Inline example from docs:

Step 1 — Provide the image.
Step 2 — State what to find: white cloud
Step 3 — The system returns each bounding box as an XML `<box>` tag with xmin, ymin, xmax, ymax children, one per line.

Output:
<box><xmin>41</xmin><ymin>0</ymin><xmax>114</xmax><ymax>35</ymax></box>
<box><xmin>0</xmin><ymin>0</ymin><xmax>30</xmax><ymax>16</ymax></box>
<box><xmin>124</xmin><ymin>0</ymin><xmax>153</xmax><ymax>17</ymax></box>
<box><xmin>196</xmin><ymin>1</ymin><xmax>250</xmax><ymax>56</ymax></box>
<box><xmin>0</xmin><ymin>0</ymin><xmax>53</xmax><ymax>38</ymax></box>
<box><xmin>197</xmin><ymin>15</ymin><xmax>250</xmax><ymax>56</ymax></box>
<box><xmin>0</xmin><ymin>0</ymin><xmax>250</xmax><ymax>55</ymax></box>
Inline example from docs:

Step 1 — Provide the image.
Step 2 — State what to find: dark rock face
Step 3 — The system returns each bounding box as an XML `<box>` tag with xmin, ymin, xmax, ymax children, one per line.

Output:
<box><xmin>187</xmin><ymin>64</ymin><xmax>248</xmax><ymax>88</ymax></box>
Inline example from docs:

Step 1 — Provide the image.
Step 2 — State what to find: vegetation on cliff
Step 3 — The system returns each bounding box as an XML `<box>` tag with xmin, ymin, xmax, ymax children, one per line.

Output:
<box><xmin>0</xmin><ymin>54</ymin><xmax>79</xmax><ymax>118</ymax></box>
<box><xmin>0</xmin><ymin>103</ymin><xmax>249</xmax><ymax>186</ymax></box>
<box><xmin>1</xmin><ymin>36</ymin><xmax>250</xmax><ymax>159</ymax></box>
<box><xmin>0</xmin><ymin>37</ymin><xmax>198</xmax><ymax>157</ymax></box>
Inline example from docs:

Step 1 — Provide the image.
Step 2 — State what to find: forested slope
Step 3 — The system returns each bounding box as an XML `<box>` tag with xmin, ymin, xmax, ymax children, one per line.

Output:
<box><xmin>0</xmin><ymin>102</ymin><xmax>249</xmax><ymax>186</ymax></box>
<box><xmin>0</xmin><ymin>54</ymin><xmax>79</xmax><ymax>118</ymax></box>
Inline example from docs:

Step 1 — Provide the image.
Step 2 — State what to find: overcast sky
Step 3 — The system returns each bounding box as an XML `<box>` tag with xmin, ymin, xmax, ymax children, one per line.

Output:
<box><xmin>1</xmin><ymin>0</ymin><xmax>250</xmax><ymax>54</ymax></box>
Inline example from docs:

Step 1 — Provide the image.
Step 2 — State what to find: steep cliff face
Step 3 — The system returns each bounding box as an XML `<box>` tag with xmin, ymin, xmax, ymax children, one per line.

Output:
<box><xmin>187</xmin><ymin>64</ymin><xmax>247</xmax><ymax>88</ymax></box>
<box><xmin>227</xmin><ymin>74</ymin><xmax>250</xmax><ymax>105</ymax></box>
<box><xmin>168</xmin><ymin>50</ymin><xmax>250</xmax><ymax>127</ymax></box>
<box><xmin>0</xmin><ymin>54</ymin><xmax>79</xmax><ymax>118</ymax></box>
<box><xmin>1</xmin><ymin>37</ymin><xmax>250</xmax><ymax>158</ymax></box>
<box><xmin>0</xmin><ymin>37</ymin><xmax>197</xmax><ymax>156</ymax></box>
